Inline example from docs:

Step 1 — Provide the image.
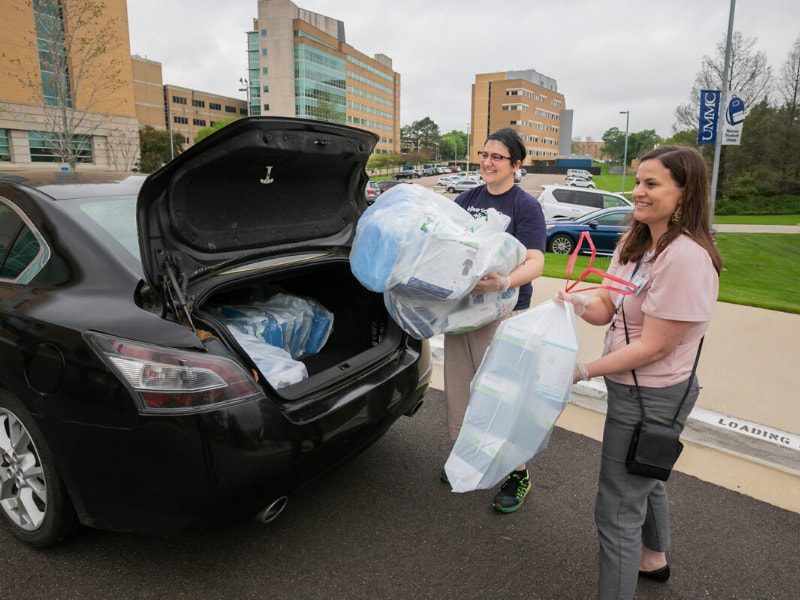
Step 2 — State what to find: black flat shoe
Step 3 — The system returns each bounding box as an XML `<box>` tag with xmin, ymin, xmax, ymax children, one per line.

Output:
<box><xmin>639</xmin><ymin>564</ymin><xmax>670</xmax><ymax>582</ymax></box>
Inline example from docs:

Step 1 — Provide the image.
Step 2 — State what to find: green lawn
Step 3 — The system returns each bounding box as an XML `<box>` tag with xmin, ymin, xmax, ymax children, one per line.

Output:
<box><xmin>541</xmin><ymin>233</ymin><xmax>800</xmax><ymax>314</ymax></box>
<box><xmin>713</xmin><ymin>214</ymin><xmax>800</xmax><ymax>225</ymax></box>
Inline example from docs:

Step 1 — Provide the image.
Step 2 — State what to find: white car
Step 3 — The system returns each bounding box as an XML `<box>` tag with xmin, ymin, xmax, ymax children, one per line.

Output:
<box><xmin>565</xmin><ymin>176</ymin><xmax>596</xmax><ymax>188</ymax></box>
<box><xmin>437</xmin><ymin>175</ymin><xmax>460</xmax><ymax>186</ymax></box>
<box><xmin>537</xmin><ymin>185</ymin><xmax>632</xmax><ymax>220</ymax></box>
<box><xmin>567</xmin><ymin>168</ymin><xmax>593</xmax><ymax>180</ymax></box>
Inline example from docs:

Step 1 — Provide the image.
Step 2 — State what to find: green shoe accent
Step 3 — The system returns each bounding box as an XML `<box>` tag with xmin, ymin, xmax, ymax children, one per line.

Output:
<box><xmin>440</xmin><ymin>468</ymin><xmax>449</xmax><ymax>484</ymax></box>
<box><xmin>492</xmin><ymin>469</ymin><xmax>531</xmax><ymax>513</ymax></box>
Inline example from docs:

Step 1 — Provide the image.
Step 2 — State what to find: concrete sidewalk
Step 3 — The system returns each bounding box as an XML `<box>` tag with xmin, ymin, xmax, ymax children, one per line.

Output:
<box><xmin>429</xmin><ymin>277</ymin><xmax>800</xmax><ymax>513</ymax></box>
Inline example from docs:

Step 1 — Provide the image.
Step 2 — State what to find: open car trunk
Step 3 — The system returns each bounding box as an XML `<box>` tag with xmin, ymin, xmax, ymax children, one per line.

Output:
<box><xmin>195</xmin><ymin>254</ymin><xmax>401</xmax><ymax>401</ymax></box>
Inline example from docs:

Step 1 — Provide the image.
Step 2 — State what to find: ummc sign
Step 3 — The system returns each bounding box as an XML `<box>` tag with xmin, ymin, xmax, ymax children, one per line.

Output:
<box><xmin>697</xmin><ymin>90</ymin><xmax>721</xmax><ymax>145</ymax></box>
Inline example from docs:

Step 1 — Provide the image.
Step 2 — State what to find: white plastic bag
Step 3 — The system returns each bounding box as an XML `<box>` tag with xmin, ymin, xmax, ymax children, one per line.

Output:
<box><xmin>445</xmin><ymin>300</ymin><xmax>579</xmax><ymax>493</ymax></box>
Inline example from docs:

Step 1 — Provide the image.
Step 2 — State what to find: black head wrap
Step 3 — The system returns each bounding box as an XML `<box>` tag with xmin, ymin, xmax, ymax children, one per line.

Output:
<box><xmin>485</xmin><ymin>128</ymin><xmax>525</xmax><ymax>164</ymax></box>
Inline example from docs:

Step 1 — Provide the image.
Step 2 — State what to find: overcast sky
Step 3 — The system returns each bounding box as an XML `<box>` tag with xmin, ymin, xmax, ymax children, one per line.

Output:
<box><xmin>127</xmin><ymin>0</ymin><xmax>799</xmax><ymax>141</ymax></box>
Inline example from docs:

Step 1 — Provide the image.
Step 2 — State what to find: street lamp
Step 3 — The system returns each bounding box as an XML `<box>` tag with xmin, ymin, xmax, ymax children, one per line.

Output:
<box><xmin>620</xmin><ymin>111</ymin><xmax>630</xmax><ymax>194</ymax></box>
<box><xmin>239</xmin><ymin>77</ymin><xmax>250</xmax><ymax>117</ymax></box>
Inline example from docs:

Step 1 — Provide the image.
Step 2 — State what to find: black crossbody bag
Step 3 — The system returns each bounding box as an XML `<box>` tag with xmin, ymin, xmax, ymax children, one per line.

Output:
<box><xmin>620</xmin><ymin>278</ymin><xmax>703</xmax><ymax>481</ymax></box>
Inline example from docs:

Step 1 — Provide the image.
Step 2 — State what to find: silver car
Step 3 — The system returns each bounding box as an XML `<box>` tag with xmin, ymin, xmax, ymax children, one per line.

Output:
<box><xmin>445</xmin><ymin>178</ymin><xmax>481</xmax><ymax>194</ymax></box>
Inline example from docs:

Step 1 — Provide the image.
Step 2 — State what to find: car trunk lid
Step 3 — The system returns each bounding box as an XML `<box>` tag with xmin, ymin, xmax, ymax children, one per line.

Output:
<box><xmin>137</xmin><ymin>117</ymin><xmax>377</xmax><ymax>318</ymax></box>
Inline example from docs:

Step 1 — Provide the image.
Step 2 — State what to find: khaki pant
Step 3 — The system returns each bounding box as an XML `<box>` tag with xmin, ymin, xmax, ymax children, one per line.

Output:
<box><xmin>443</xmin><ymin>310</ymin><xmax>522</xmax><ymax>441</ymax></box>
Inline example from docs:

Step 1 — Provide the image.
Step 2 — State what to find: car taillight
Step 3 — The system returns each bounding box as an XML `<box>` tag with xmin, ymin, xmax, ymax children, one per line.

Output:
<box><xmin>84</xmin><ymin>333</ymin><xmax>265</xmax><ymax>413</ymax></box>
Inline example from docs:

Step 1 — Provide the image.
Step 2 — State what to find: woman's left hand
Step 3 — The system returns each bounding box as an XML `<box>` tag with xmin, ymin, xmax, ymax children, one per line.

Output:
<box><xmin>470</xmin><ymin>272</ymin><xmax>511</xmax><ymax>295</ymax></box>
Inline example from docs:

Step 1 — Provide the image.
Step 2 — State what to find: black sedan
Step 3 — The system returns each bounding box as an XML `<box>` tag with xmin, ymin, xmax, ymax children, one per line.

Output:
<box><xmin>545</xmin><ymin>207</ymin><xmax>633</xmax><ymax>255</ymax></box>
<box><xmin>0</xmin><ymin>118</ymin><xmax>430</xmax><ymax>547</ymax></box>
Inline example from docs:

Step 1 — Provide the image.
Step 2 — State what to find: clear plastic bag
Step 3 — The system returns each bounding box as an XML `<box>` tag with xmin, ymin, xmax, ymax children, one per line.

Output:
<box><xmin>350</xmin><ymin>184</ymin><xmax>526</xmax><ymax>338</ymax></box>
<box><xmin>445</xmin><ymin>300</ymin><xmax>579</xmax><ymax>492</ymax></box>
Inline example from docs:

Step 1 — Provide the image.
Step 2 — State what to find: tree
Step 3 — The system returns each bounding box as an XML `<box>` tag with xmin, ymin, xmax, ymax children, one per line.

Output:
<box><xmin>195</xmin><ymin>116</ymin><xmax>239</xmax><ymax>144</ymax></box>
<box><xmin>775</xmin><ymin>34</ymin><xmax>800</xmax><ymax>185</ymax></box>
<box><xmin>134</xmin><ymin>125</ymin><xmax>182</xmax><ymax>174</ymax></box>
<box><xmin>673</xmin><ymin>31</ymin><xmax>773</xmax><ymax>199</ymax></box>
<box><xmin>3</xmin><ymin>0</ymin><xmax>129</xmax><ymax>170</ymax></box>
<box><xmin>401</xmin><ymin>117</ymin><xmax>441</xmax><ymax>156</ymax></box>
<box><xmin>440</xmin><ymin>130</ymin><xmax>468</xmax><ymax>161</ymax></box>
<box><xmin>627</xmin><ymin>129</ymin><xmax>662</xmax><ymax>159</ymax></box>
<box><xmin>601</xmin><ymin>127</ymin><xmax>626</xmax><ymax>162</ymax></box>
<box><xmin>674</xmin><ymin>32</ymin><xmax>772</xmax><ymax>132</ymax></box>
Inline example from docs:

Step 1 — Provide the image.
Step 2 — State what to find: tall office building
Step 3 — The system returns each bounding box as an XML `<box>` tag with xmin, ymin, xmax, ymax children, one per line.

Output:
<box><xmin>470</xmin><ymin>69</ymin><xmax>573</xmax><ymax>166</ymax></box>
<box><xmin>250</xmin><ymin>0</ymin><xmax>401</xmax><ymax>155</ymax></box>
<box><xmin>0</xmin><ymin>0</ymin><xmax>139</xmax><ymax>170</ymax></box>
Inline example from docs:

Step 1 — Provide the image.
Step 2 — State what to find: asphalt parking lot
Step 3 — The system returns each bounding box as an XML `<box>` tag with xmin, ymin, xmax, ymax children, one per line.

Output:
<box><xmin>2</xmin><ymin>390</ymin><xmax>797</xmax><ymax>599</ymax></box>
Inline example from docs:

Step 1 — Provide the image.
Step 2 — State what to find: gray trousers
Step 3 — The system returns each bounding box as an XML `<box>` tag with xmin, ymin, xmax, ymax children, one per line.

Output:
<box><xmin>596</xmin><ymin>376</ymin><xmax>699</xmax><ymax>600</ymax></box>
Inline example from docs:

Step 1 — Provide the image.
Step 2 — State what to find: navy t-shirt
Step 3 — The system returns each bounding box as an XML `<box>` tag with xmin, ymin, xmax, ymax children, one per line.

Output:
<box><xmin>455</xmin><ymin>184</ymin><xmax>545</xmax><ymax>310</ymax></box>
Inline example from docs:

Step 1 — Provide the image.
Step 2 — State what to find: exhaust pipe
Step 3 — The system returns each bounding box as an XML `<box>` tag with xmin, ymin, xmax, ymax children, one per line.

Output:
<box><xmin>405</xmin><ymin>399</ymin><xmax>424</xmax><ymax>417</ymax></box>
<box><xmin>254</xmin><ymin>496</ymin><xmax>289</xmax><ymax>523</ymax></box>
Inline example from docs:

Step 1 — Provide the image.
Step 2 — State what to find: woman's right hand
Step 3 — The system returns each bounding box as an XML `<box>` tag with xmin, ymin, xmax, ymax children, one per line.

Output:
<box><xmin>554</xmin><ymin>290</ymin><xmax>590</xmax><ymax>317</ymax></box>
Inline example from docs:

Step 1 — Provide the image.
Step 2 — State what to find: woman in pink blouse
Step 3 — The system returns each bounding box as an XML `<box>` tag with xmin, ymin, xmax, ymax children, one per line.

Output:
<box><xmin>559</xmin><ymin>146</ymin><xmax>723</xmax><ymax>600</ymax></box>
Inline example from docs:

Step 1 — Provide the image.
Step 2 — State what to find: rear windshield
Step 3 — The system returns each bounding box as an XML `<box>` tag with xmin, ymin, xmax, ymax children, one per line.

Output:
<box><xmin>62</xmin><ymin>195</ymin><xmax>142</xmax><ymax>273</ymax></box>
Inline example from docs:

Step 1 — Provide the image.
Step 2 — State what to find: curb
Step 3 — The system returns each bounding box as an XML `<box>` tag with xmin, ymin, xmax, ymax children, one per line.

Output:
<box><xmin>429</xmin><ymin>336</ymin><xmax>800</xmax><ymax>477</ymax></box>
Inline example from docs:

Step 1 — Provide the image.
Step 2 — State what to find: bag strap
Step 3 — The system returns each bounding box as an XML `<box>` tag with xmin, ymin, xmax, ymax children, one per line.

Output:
<box><xmin>620</xmin><ymin>258</ymin><xmax>703</xmax><ymax>428</ymax></box>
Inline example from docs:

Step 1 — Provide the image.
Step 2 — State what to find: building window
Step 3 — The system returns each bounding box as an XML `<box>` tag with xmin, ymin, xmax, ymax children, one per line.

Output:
<box><xmin>261</xmin><ymin>29</ymin><xmax>267</xmax><ymax>37</ymax></box>
<box><xmin>261</xmin><ymin>48</ymin><xmax>268</xmax><ymax>56</ymax></box>
<box><xmin>173</xmin><ymin>116</ymin><xmax>188</xmax><ymax>124</ymax></box>
<box><xmin>172</xmin><ymin>96</ymin><xmax>187</xmax><ymax>105</ymax></box>
<box><xmin>239</xmin><ymin>108</ymin><xmax>248</xmax><ymax>115</ymax></box>
<box><xmin>27</xmin><ymin>131</ymin><xmax>92</xmax><ymax>163</ymax></box>
<box><xmin>193</xmin><ymin>119</ymin><xmax>206</xmax><ymax>126</ymax></box>
<box><xmin>33</xmin><ymin>0</ymin><xmax>72</xmax><ymax>108</ymax></box>
<box><xmin>225</xmin><ymin>105</ymin><xmax>236</xmax><ymax>113</ymax></box>
<box><xmin>192</xmin><ymin>99</ymin><xmax>205</xmax><ymax>108</ymax></box>
<box><xmin>262</xmin><ymin>85</ymin><xmax>269</xmax><ymax>93</ymax></box>
<box><xmin>263</xmin><ymin>104</ymin><xmax>269</xmax><ymax>111</ymax></box>
<box><xmin>0</xmin><ymin>129</ymin><xmax>9</xmax><ymax>161</ymax></box>
<box><xmin>209</xmin><ymin>102</ymin><xmax>221</xmax><ymax>111</ymax></box>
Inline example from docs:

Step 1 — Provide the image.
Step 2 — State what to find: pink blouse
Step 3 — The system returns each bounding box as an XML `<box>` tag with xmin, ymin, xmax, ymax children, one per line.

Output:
<box><xmin>604</xmin><ymin>235</ymin><xmax>719</xmax><ymax>387</ymax></box>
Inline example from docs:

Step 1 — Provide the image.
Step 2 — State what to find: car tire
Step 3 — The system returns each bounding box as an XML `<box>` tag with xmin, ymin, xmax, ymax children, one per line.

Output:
<box><xmin>0</xmin><ymin>391</ymin><xmax>80</xmax><ymax>547</ymax></box>
<box><xmin>447</xmin><ymin>187</ymin><xmax>455</xmax><ymax>193</ymax></box>
<box><xmin>549</xmin><ymin>233</ymin><xmax>576</xmax><ymax>255</ymax></box>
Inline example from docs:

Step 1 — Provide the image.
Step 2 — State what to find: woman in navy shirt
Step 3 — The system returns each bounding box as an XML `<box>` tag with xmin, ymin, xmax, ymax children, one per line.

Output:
<box><xmin>444</xmin><ymin>128</ymin><xmax>546</xmax><ymax>513</ymax></box>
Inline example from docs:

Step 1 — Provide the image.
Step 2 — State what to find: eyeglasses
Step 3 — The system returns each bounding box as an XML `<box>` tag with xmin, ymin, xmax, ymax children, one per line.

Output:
<box><xmin>477</xmin><ymin>151</ymin><xmax>512</xmax><ymax>162</ymax></box>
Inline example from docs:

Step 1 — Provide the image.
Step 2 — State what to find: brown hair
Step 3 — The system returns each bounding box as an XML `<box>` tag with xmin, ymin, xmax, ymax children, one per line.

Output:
<box><xmin>619</xmin><ymin>145</ymin><xmax>723</xmax><ymax>274</ymax></box>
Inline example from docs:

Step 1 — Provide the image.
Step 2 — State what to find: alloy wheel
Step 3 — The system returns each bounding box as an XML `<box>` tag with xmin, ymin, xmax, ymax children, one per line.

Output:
<box><xmin>0</xmin><ymin>408</ymin><xmax>47</xmax><ymax>531</ymax></box>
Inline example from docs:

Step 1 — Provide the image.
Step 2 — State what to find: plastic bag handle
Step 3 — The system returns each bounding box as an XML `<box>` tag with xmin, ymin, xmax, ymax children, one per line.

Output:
<box><xmin>565</xmin><ymin>232</ymin><xmax>636</xmax><ymax>295</ymax></box>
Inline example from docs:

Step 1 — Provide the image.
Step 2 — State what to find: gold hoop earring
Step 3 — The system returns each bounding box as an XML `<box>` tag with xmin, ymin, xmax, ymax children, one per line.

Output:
<box><xmin>671</xmin><ymin>206</ymin><xmax>682</xmax><ymax>225</ymax></box>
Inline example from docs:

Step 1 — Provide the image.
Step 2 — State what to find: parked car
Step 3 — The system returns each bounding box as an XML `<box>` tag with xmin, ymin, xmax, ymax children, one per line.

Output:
<box><xmin>365</xmin><ymin>180</ymin><xmax>381</xmax><ymax>204</ymax></box>
<box><xmin>0</xmin><ymin>118</ymin><xmax>431</xmax><ymax>547</ymax></box>
<box><xmin>393</xmin><ymin>170</ymin><xmax>418</xmax><ymax>180</ymax></box>
<box><xmin>445</xmin><ymin>179</ymin><xmax>482</xmax><ymax>193</ymax></box>
<box><xmin>437</xmin><ymin>175</ymin><xmax>460</xmax><ymax>186</ymax></box>
<box><xmin>566</xmin><ymin>168</ymin><xmax>592</xmax><ymax>180</ymax></box>
<box><xmin>545</xmin><ymin>207</ymin><xmax>634</xmax><ymax>255</ymax></box>
<box><xmin>537</xmin><ymin>184</ymin><xmax>632</xmax><ymax>220</ymax></box>
<box><xmin>376</xmin><ymin>179</ymin><xmax>407</xmax><ymax>193</ymax></box>
<box><xmin>565</xmin><ymin>176</ymin><xmax>596</xmax><ymax>188</ymax></box>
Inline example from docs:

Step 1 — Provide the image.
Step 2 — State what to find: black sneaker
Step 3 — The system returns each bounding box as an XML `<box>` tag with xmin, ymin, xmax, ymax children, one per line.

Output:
<box><xmin>440</xmin><ymin>468</ymin><xmax>449</xmax><ymax>484</ymax></box>
<box><xmin>492</xmin><ymin>469</ymin><xmax>531</xmax><ymax>513</ymax></box>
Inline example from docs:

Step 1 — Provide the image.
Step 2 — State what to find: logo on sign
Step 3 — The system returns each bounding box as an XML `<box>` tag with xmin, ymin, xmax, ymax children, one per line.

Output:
<box><xmin>697</xmin><ymin>90</ymin><xmax>721</xmax><ymax>145</ymax></box>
